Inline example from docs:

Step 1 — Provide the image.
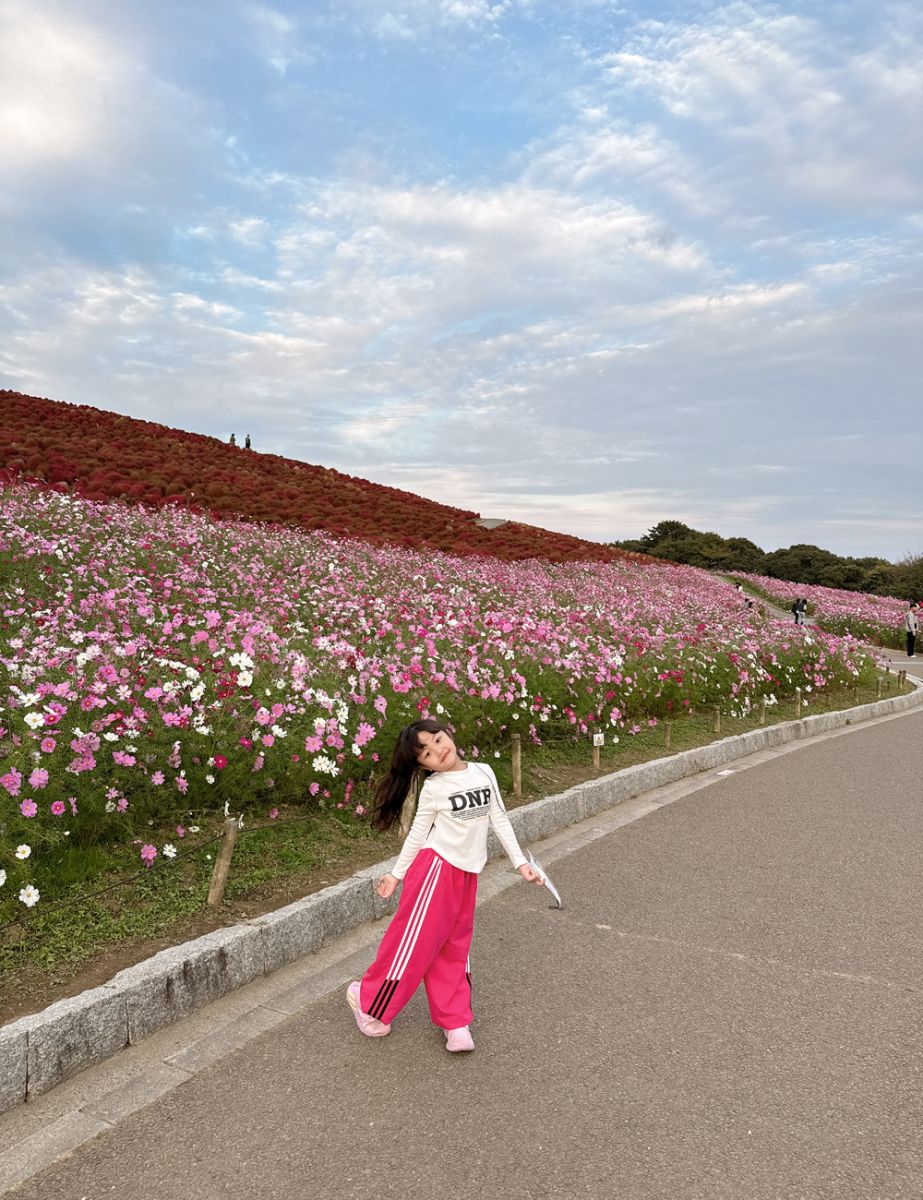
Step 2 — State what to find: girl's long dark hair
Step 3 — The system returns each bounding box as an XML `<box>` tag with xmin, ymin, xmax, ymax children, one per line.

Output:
<box><xmin>372</xmin><ymin>719</ymin><xmax>454</xmax><ymax>832</ymax></box>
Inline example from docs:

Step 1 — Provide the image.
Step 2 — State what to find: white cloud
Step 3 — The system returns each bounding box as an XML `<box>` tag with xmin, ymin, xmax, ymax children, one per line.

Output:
<box><xmin>0</xmin><ymin>1</ymin><xmax>127</xmax><ymax>170</ymax></box>
<box><xmin>599</xmin><ymin>2</ymin><xmax>923</xmax><ymax>217</ymax></box>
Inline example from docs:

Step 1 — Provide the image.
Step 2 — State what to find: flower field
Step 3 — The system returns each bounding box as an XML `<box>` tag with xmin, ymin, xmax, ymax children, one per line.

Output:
<box><xmin>731</xmin><ymin>573</ymin><xmax>910</xmax><ymax>648</ymax></box>
<box><xmin>0</xmin><ymin>481</ymin><xmax>881</xmax><ymax>922</ymax></box>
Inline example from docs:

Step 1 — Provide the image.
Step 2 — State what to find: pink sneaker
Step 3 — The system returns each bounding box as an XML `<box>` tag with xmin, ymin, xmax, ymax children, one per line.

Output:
<box><xmin>445</xmin><ymin>1026</ymin><xmax>475</xmax><ymax>1053</ymax></box>
<box><xmin>346</xmin><ymin>981</ymin><xmax>391</xmax><ymax>1037</ymax></box>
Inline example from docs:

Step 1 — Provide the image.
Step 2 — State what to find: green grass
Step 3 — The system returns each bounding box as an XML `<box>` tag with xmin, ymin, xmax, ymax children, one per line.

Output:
<box><xmin>0</xmin><ymin>672</ymin><xmax>912</xmax><ymax>1021</ymax></box>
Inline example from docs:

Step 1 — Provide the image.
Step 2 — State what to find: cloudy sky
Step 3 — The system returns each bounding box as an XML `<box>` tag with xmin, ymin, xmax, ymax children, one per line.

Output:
<box><xmin>1</xmin><ymin>0</ymin><xmax>920</xmax><ymax>559</ymax></box>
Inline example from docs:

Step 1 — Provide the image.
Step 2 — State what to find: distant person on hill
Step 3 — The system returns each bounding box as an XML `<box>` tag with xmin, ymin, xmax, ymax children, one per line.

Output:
<box><xmin>244</xmin><ymin>433</ymin><xmax>251</xmax><ymax>450</ymax></box>
<box><xmin>229</xmin><ymin>433</ymin><xmax>237</xmax><ymax>446</ymax></box>
<box><xmin>346</xmin><ymin>719</ymin><xmax>542</xmax><ymax>1053</ymax></box>
<box><xmin>906</xmin><ymin>602</ymin><xmax>919</xmax><ymax>658</ymax></box>
<box><xmin>791</xmin><ymin>598</ymin><xmax>807</xmax><ymax>625</ymax></box>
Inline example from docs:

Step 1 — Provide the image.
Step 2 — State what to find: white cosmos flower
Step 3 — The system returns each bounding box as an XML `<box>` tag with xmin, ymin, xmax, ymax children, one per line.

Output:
<box><xmin>14</xmin><ymin>845</ymin><xmax>31</xmax><ymax>860</ymax></box>
<box><xmin>0</xmin><ymin>869</ymin><xmax>7</xmax><ymax>887</ymax></box>
<box><xmin>162</xmin><ymin>844</ymin><xmax>177</xmax><ymax>859</ymax></box>
<box><xmin>312</xmin><ymin>754</ymin><xmax>340</xmax><ymax>777</ymax></box>
<box><xmin>24</xmin><ymin>711</ymin><xmax>45</xmax><ymax>730</ymax></box>
<box><xmin>236</xmin><ymin>670</ymin><xmax>253</xmax><ymax>687</ymax></box>
<box><xmin>19</xmin><ymin>885</ymin><xmax>40</xmax><ymax>907</ymax></box>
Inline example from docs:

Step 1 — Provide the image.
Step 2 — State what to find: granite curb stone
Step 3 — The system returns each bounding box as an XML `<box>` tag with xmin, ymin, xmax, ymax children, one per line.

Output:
<box><xmin>111</xmin><ymin>924</ymin><xmax>266</xmax><ymax>1045</ymax></box>
<box><xmin>2</xmin><ymin>682</ymin><xmax>920</xmax><ymax>1112</ymax></box>
<box><xmin>0</xmin><ymin>1026</ymin><xmax>28</xmax><ymax>1113</ymax></box>
<box><xmin>23</xmin><ymin>987</ymin><xmax>128</xmax><ymax>1099</ymax></box>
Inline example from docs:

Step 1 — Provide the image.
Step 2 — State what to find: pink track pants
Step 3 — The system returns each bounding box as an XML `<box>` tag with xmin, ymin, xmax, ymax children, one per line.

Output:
<box><xmin>359</xmin><ymin>849</ymin><xmax>477</xmax><ymax>1029</ymax></box>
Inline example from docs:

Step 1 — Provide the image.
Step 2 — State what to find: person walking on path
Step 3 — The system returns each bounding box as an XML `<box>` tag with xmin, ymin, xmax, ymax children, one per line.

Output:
<box><xmin>347</xmin><ymin>719</ymin><xmax>541</xmax><ymax>1052</ymax></box>
<box><xmin>905</xmin><ymin>601</ymin><xmax>919</xmax><ymax>658</ymax></box>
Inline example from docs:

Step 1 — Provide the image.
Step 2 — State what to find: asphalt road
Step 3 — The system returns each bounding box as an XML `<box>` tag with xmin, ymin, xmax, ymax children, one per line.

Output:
<box><xmin>7</xmin><ymin>705</ymin><xmax>923</xmax><ymax>1200</ymax></box>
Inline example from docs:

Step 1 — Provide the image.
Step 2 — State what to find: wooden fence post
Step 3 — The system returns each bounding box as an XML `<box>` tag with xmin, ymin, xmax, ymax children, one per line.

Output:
<box><xmin>511</xmin><ymin>732</ymin><xmax>522</xmax><ymax>801</ymax></box>
<box><xmin>794</xmin><ymin>687</ymin><xmax>802</xmax><ymax>717</ymax></box>
<box><xmin>712</xmin><ymin>706</ymin><xmax>721</xmax><ymax>734</ymax></box>
<box><xmin>876</xmin><ymin>678</ymin><xmax>883</xmax><ymax>699</ymax></box>
<box><xmin>759</xmin><ymin>695</ymin><xmax>767</xmax><ymax>726</ymax></box>
<box><xmin>398</xmin><ymin>776</ymin><xmax>418</xmax><ymax>839</ymax></box>
<box><xmin>207</xmin><ymin>817</ymin><xmax>241</xmax><ymax>907</ymax></box>
<box><xmin>663</xmin><ymin>721</ymin><xmax>672</xmax><ymax>750</ymax></box>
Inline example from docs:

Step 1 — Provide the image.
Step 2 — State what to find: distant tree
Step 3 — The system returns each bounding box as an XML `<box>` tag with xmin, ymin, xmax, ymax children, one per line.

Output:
<box><xmin>638</xmin><ymin>520</ymin><xmax>693</xmax><ymax>549</ymax></box>
<box><xmin>889</xmin><ymin>552</ymin><xmax>923</xmax><ymax>602</ymax></box>
<box><xmin>723</xmin><ymin>537</ymin><xmax>767</xmax><ymax>574</ymax></box>
<box><xmin>764</xmin><ymin>544</ymin><xmax>840</xmax><ymax>585</ymax></box>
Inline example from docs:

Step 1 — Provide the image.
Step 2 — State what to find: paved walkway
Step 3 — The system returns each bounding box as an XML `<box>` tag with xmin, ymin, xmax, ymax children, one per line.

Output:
<box><xmin>3</xmin><ymin>694</ymin><xmax>922</xmax><ymax>1199</ymax></box>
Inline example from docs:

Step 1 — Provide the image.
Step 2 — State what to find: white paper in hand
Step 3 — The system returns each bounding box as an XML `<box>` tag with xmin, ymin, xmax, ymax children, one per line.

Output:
<box><xmin>528</xmin><ymin>852</ymin><xmax>563</xmax><ymax>909</ymax></box>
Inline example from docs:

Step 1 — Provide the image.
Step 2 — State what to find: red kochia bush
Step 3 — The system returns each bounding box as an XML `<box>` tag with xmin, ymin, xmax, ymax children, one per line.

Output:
<box><xmin>1</xmin><ymin>389</ymin><xmax>652</xmax><ymax>566</ymax></box>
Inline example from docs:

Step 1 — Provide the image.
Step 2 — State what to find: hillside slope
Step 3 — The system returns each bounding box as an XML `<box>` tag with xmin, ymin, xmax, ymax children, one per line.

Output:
<box><xmin>1</xmin><ymin>390</ymin><xmax>640</xmax><ymax>564</ymax></box>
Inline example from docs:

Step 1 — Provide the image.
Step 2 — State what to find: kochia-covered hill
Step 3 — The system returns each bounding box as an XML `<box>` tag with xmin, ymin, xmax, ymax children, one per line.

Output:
<box><xmin>1</xmin><ymin>390</ymin><xmax>643</xmax><ymax>564</ymax></box>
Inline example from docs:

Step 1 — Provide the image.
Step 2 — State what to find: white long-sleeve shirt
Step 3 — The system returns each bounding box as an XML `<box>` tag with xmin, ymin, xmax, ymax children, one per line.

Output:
<box><xmin>391</xmin><ymin>761</ymin><xmax>527</xmax><ymax>880</ymax></box>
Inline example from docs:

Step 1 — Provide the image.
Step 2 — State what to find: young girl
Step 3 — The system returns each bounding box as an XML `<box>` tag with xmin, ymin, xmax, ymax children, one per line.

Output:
<box><xmin>347</xmin><ymin>718</ymin><xmax>541</xmax><ymax>1052</ymax></box>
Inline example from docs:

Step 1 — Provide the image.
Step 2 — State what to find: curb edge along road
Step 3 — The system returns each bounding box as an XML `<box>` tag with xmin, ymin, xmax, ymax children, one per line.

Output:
<box><xmin>2</xmin><ymin>678</ymin><xmax>922</xmax><ymax>1116</ymax></box>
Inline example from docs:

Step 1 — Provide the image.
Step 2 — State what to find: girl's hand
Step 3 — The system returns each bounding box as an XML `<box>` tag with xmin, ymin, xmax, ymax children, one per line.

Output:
<box><xmin>376</xmin><ymin>873</ymin><xmax>399</xmax><ymax>898</ymax></box>
<box><xmin>518</xmin><ymin>863</ymin><xmax>543</xmax><ymax>884</ymax></box>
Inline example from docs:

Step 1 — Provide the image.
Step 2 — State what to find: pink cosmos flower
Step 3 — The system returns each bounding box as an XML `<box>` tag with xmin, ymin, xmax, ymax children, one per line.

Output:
<box><xmin>28</xmin><ymin>767</ymin><xmax>49</xmax><ymax>789</ymax></box>
<box><xmin>304</xmin><ymin>735</ymin><xmax>323</xmax><ymax>753</ymax></box>
<box><xmin>140</xmin><ymin>844</ymin><xmax>157</xmax><ymax>867</ymax></box>
<box><xmin>2</xmin><ymin>768</ymin><xmax>23</xmax><ymax>797</ymax></box>
<box><xmin>40</xmin><ymin>737</ymin><xmax>57</xmax><ymax>753</ymax></box>
<box><xmin>213</xmin><ymin>754</ymin><xmax>228</xmax><ymax>770</ymax></box>
<box><xmin>309</xmin><ymin>782</ymin><xmax>320</xmax><ymax>796</ymax></box>
<box><xmin>175</xmin><ymin>776</ymin><xmax>189</xmax><ymax>793</ymax></box>
<box><xmin>20</xmin><ymin>798</ymin><xmax>38</xmax><ymax>818</ymax></box>
<box><xmin>268</xmin><ymin>808</ymin><xmax>279</xmax><ymax>820</ymax></box>
<box><xmin>176</xmin><ymin>825</ymin><xmax>186</xmax><ymax>838</ymax></box>
<box><xmin>261</xmin><ymin>734</ymin><xmax>274</xmax><ymax>748</ymax></box>
<box><xmin>50</xmin><ymin>800</ymin><xmax>66</xmax><ymax>816</ymax></box>
<box><xmin>151</xmin><ymin>770</ymin><xmax>165</xmax><ymax>785</ymax></box>
<box><xmin>354</xmin><ymin>721</ymin><xmax>376</xmax><ymax>747</ymax></box>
